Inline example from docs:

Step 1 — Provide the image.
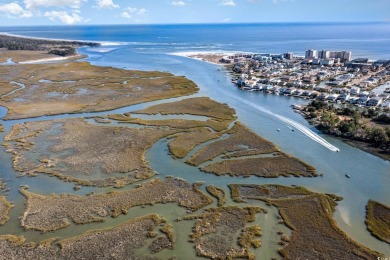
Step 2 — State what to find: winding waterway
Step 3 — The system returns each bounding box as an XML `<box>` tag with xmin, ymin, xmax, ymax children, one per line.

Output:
<box><xmin>0</xmin><ymin>23</ymin><xmax>389</xmax><ymax>256</ymax></box>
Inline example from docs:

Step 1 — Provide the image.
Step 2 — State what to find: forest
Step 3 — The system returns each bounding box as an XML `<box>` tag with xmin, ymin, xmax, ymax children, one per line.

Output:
<box><xmin>0</xmin><ymin>34</ymin><xmax>100</xmax><ymax>56</ymax></box>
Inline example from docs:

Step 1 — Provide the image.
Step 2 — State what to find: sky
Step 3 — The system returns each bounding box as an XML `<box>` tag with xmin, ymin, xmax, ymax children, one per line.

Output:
<box><xmin>0</xmin><ymin>0</ymin><xmax>389</xmax><ymax>26</ymax></box>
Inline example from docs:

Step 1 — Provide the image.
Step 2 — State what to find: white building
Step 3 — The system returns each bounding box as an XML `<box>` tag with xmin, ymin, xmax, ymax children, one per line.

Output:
<box><xmin>318</xmin><ymin>50</ymin><xmax>330</xmax><ymax>59</ymax></box>
<box><xmin>305</xmin><ymin>49</ymin><xmax>318</xmax><ymax>59</ymax></box>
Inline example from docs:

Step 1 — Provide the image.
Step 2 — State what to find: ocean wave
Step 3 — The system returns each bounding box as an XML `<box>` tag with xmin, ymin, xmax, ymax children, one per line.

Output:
<box><xmin>86</xmin><ymin>48</ymin><xmax>118</xmax><ymax>53</ymax></box>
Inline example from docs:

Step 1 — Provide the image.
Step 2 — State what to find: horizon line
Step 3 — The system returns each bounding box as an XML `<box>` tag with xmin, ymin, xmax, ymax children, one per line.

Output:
<box><xmin>0</xmin><ymin>20</ymin><xmax>389</xmax><ymax>28</ymax></box>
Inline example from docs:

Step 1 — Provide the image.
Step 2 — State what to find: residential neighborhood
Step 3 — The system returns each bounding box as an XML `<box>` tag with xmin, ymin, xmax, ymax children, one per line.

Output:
<box><xmin>225</xmin><ymin>49</ymin><xmax>390</xmax><ymax>108</ymax></box>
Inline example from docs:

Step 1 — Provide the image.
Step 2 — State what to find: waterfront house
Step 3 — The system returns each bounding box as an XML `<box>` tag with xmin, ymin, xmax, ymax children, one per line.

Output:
<box><xmin>337</xmin><ymin>93</ymin><xmax>350</xmax><ymax>101</ymax></box>
<box><xmin>356</xmin><ymin>96</ymin><xmax>369</xmax><ymax>106</ymax></box>
<box><xmin>366</xmin><ymin>97</ymin><xmax>383</xmax><ymax>107</ymax></box>
<box><xmin>317</xmin><ymin>93</ymin><xmax>329</xmax><ymax>101</ymax></box>
<box><xmin>293</xmin><ymin>89</ymin><xmax>303</xmax><ymax>96</ymax></box>
<box><xmin>284</xmin><ymin>88</ymin><xmax>296</xmax><ymax>95</ymax></box>
<box><xmin>350</xmin><ymin>86</ymin><xmax>361</xmax><ymax>95</ymax></box>
<box><xmin>309</xmin><ymin>92</ymin><xmax>319</xmax><ymax>99</ymax></box>
<box><xmin>302</xmin><ymin>90</ymin><xmax>314</xmax><ymax>97</ymax></box>
<box><xmin>263</xmin><ymin>85</ymin><xmax>275</xmax><ymax>92</ymax></box>
<box><xmin>327</xmin><ymin>94</ymin><xmax>339</xmax><ymax>102</ymax></box>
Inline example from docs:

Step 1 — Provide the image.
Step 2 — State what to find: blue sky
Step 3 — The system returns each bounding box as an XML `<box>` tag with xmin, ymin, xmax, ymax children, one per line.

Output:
<box><xmin>0</xmin><ymin>0</ymin><xmax>389</xmax><ymax>26</ymax></box>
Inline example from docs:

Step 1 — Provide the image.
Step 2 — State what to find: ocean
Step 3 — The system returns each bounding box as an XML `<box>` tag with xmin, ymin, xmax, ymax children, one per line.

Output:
<box><xmin>1</xmin><ymin>22</ymin><xmax>390</xmax><ymax>59</ymax></box>
<box><xmin>0</xmin><ymin>23</ymin><xmax>389</xmax><ymax>256</ymax></box>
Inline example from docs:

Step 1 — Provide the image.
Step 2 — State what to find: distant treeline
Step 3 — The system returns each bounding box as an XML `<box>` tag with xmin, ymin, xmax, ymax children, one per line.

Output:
<box><xmin>0</xmin><ymin>34</ymin><xmax>100</xmax><ymax>56</ymax></box>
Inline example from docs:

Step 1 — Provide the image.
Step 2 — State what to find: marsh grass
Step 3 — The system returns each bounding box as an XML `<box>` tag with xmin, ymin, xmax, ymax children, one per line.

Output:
<box><xmin>20</xmin><ymin>177</ymin><xmax>212</xmax><ymax>232</ymax></box>
<box><xmin>230</xmin><ymin>184</ymin><xmax>382</xmax><ymax>259</ymax></box>
<box><xmin>0</xmin><ymin>196</ymin><xmax>13</xmax><ymax>225</ymax></box>
<box><xmin>366</xmin><ymin>200</ymin><xmax>390</xmax><ymax>244</ymax></box>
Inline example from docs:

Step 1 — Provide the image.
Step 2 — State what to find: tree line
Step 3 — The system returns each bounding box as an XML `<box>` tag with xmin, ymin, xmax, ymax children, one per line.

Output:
<box><xmin>305</xmin><ymin>101</ymin><xmax>390</xmax><ymax>153</ymax></box>
<box><xmin>0</xmin><ymin>34</ymin><xmax>100</xmax><ymax>56</ymax></box>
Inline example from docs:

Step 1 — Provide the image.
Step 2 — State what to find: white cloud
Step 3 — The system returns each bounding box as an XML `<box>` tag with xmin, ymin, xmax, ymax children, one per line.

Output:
<box><xmin>220</xmin><ymin>0</ymin><xmax>236</xmax><ymax>6</ymax></box>
<box><xmin>24</xmin><ymin>0</ymin><xmax>85</xmax><ymax>9</ymax></box>
<box><xmin>223</xmin><ymin>18</ymin><xmax>231</xmax><ymax>22</ymax></box>
<box><xmin>95</xmin><ymin>0</ymin><xmax>119</xmax><ymax>9</ymax></box>
<box><xmin>125</xmin><ymin>7</ymin><xmax>147</xmax><ymax>15</ymax></box>
<box><xmin>0</xmin><ymin>2</ymin><xmax>32</xmax><ymax>18</ymax></box>
<box><xmin>272</xmin><ymin>0</ymin><xmax>293</xmax><ymax>3</ymax></box>
<box><xmin>170</xmin><ymin>1</ymin><xmax>186</xmax><ymax>6</ymax></box>
<box><xmin>120</xmin><ymin>11</ymin><xmax>131</xmax><ymax>18</ymax></box>
<box><xmin>44</xmin><ymin>10</ymin><xmax>83</xmax><ymax>24</ymax></box>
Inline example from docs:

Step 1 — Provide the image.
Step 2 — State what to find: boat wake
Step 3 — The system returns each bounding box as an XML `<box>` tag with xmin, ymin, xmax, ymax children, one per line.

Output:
<box><xmin>227</xmin><ymin>94</ymin><xmax>340</xmax><ymax>152</ymax></box>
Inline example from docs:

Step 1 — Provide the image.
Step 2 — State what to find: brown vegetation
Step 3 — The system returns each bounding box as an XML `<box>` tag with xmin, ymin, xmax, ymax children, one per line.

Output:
<box><xmin>21</xmin><ymin>177</ymin><xmax>212</xmax><ymax>232</ymax></box>
<box><xmin>185</xmin><ymin>206</ymin><xmax>262</xmax><ymax>259</ymax></box>
<box><xmin>0</xmin><ymin>49</ymin><xmax>78</xmax><ymax>63</ymax></box>
<box><xmin>366</xmin><ymin>200</ymin><xmax>390</xmax><ymax>244</ymax></box>
<box><xmin>186</xmin><ymin>122</ymin><xmax>316</xmax><ymax>178</ymax></box>
<box><xmin>230</xmin><ymin>184</ymin><xmax>381</xmax><ymax>259</ymax></box>
<box><xmin>59</xmin><ymin>214</ymin><xmax>170</xmax><ymax>259</ymax></box>
<box><xmin>109</xmin><ymin>114</ymin><xmax>232</xmax><ymax>132</ymax></box>
<box><xmin>0</xmin><ymin>62</ymin><xmax>198</xmax><ymax>119</ymax></box>
<box><xmin>135</xmin><ymin>97</ymin><xmax>236</xmax><ymax>121</ymax></box>
<box><xmin>206</xmin><ymin>185</ymin><xmax>226</xmax><ymax>206</ymax></box>
<box><xmin>0</xmin><ymin>196</ymin><xmax>13</xmax><ymax>225</ymax></box>
<box><xmin>0</xmin><ymin>235</ymin><xmax>58</xmax><ymax>260</ymax></box>
<box><xmin>4</xmin><ymin>118</ymin><xmax>176</xmax><ymax>187</ymax></box>
<box><xmin>168</xmin><ymin>128</ymin><xmax>221</xmax><ymax>158</ymax></box>
<box><xmin>229</xmin><ymin>184</ymin><xmax>312</xmax><ymax>202</ymax></box>
<box><xmin>202</xmin><ymin>156</ymin><xmax>316</xmax><ymax>178</ymax></box>
<box><xmin>0</xmin><ymin>214</ymin><xmax>172</xmax><ymax>259</ymax></box>
<box><xmin>188</xmin><ymin>122</ymin><xmax>278</xmax><ymax>166</ymax></box>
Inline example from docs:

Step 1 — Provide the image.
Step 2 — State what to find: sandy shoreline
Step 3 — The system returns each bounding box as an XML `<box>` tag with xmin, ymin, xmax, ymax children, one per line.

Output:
<box><xmin>17</xmin><ymin>55</ymin><xmax>81</xmax><ymax>64</ymax></box>
<box><xmin>170</xmin><ymin>51</ymin><xmax>252</xmax><ymax>65</ymax></box>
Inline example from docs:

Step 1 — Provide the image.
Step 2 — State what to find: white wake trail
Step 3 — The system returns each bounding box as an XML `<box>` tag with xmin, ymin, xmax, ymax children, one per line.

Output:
<box><xmin>226</xmin><ymin>93</ymin><xmax>340</xmax><ymax>152</ymax></box>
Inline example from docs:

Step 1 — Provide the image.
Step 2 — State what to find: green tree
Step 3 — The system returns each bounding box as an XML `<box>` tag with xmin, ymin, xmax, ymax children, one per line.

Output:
<box><xmin>369</xmin><ymin>127</ymin><xmax>389</xmax><ymax>145</ymax></box>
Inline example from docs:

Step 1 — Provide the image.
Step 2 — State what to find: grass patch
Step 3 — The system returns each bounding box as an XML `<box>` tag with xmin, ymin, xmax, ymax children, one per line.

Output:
<box><xmin>230</xmin><ymin>184</ymin><xmax>382</xmax><ymax>259</ymax></box>
<box><xmin>135</xmin><ymin>97</ymin><xmax>236</xmax><ymax>121</ymax></box>
<box><xmin>20</xmin><ymin>177</ymin><xmax>212</xmax><ymax>232</ymax></box>
<box><xmin>0</xmin><ymin>196</ymin><xmax>13</xmax><ymax>225</ymax></box>
<box><xmin>366</xmin><ymin>200</ymin><xmax>390</xmax><ymax>244</ymax></box>
<box><xmin>0</xmin><ymin>61</ymin><xmax>198</xmax><ymax>119</ymax></box>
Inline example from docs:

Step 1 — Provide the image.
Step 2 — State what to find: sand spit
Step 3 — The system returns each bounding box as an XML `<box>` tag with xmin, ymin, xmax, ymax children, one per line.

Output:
<box><xmin>4</xmin><ymin>118</ymin><xmax>176</xmax><ymax>187</ymax></box>
<box><xmin>135</xmin><ymin>97</ymin><xmax>236</xmax><ymax>121</ymax></box>
<box><xmin>230</xmin><ymin>184</ymin><xmax>382</xmax><ymax>259</ymax></box>
<box><xmin>366</xmin><ymin>200</ymin><xmax>390</xmax><ymax>244</ymax></box>
<box><xmin>0</xmin><ymin>62</ymin><xmax>198</xmax><ymax>119</ymax></box>
<box><xmin>0</xmin><ymin>196</ymin><xmax>13</xmax><ymax>225</ymax></box>
<box><xmin>21</xmin><ymin>177</ymin><xmax>212</xmax><ymax>232</ymax></box>
<box><xmin>0</xmin><ymin>214</ymin><xmax>172</xmax><ymax>259</ymax></box>
<box><xmin>183</xmin><ymin>206</ymin><xmax>262</xmax><ymax>259</ymax></box>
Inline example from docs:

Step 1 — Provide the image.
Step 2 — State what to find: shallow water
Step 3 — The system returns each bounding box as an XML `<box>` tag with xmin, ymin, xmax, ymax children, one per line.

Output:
<box><xmin>0</xmin><ymin>24</ymin><xmax>389</xmax><ymax>256</ymax></box>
